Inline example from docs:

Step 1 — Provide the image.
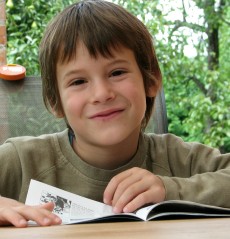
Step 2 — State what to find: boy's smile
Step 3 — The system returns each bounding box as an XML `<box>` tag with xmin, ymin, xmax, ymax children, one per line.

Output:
<box><xmin>56</xmin><ymin>42</ymin><xmax>148</xmax><ymax>169</ymax></box>
<box><xmin>88</xmin><ymin>107</ymin><xmax>125</xmax><ymax>121</ymax></box>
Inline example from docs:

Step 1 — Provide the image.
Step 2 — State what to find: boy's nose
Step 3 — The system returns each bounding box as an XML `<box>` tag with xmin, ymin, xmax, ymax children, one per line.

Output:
<box><xmin>90</xmin><ymin>80</ymin><xmax>115</xmax><ymax>104</ymax></box>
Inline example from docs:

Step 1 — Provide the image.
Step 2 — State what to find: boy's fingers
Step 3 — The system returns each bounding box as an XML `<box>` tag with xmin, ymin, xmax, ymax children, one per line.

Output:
<box><xmin>104</xmin><ymin>168</ymin><xmax>150</xmax><ymax>207</ymax></box>
<box><xmin>104</xmin><ymin>168</ymin><xmax>166</xmax><ymax>213</ymax></box>
<box><xmin>123</xmin><ymin>191</ymin><xmax>154</xmax><ymax>213</ymax></box>
<box><xmin>104</xmin><ymin>170</ymin><xmax>132</xmax><ymax>205</ymax></box>
<box><xmin>111</xmin><ymin>176</ymin><xmax>142</xmax><ymax>208</ymax></box>
<box><xmin>120</xmin><ymin>177</ymin><xmax>166</xmax><ymax>213</ymax></box>
<box><xmin>0</xmin><ymin>203</ymin><xmax>62</xmax><ymax>227</ymax></box>
<box><xmin>112</xmin><ymin>180</ymin><xmax>147</xmax><ymax>213</ymax></box>
<box><xmin>0</xmin><ymin>208</ymin><xmax>27</xmax><ymax>227</ymax></box>
<box><xmin>19</xmin><ymin>204</ymin><xmax>61</xmax><ymax>226</ymax></box>
<box><xmin>36</xmin><ymin>202</ymin><xmax>55</xmax><ymax>211</ymax></box>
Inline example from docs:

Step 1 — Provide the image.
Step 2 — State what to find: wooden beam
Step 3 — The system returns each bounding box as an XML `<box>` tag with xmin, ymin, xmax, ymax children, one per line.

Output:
<box><xmin>0</xmin><ymin>0</ymin><xmax>7</xmax><ymax>66</ymax></box>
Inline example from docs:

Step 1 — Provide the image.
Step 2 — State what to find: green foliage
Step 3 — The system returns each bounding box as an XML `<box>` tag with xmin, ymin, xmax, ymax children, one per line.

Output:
<box><xmin>6</xmin><ymin>0</ymin><xmax>75</xmax><ymax>75</ymax></box>
<box><xmin>5</xmin><ymin>0</ymin><xmax>230</xmax><ymax>152</ymax></box>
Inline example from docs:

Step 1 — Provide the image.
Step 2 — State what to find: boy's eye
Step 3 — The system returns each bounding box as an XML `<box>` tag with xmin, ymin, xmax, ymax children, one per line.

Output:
<box><xmin>71</xmin><ymin>79</ymin><xmax>87</xmax><ymax>86</ymax></box>
<box><xmin>111</xmin><ymin>70</ymin><xmax>126</xmax><ymax>77</ymax></box>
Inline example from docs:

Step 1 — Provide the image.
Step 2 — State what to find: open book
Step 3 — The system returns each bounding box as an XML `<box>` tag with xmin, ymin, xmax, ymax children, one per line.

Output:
<box><xmin>26</xmin><ymin>180</ymin><xmax>230</xmax><ymax>225</ymax></box>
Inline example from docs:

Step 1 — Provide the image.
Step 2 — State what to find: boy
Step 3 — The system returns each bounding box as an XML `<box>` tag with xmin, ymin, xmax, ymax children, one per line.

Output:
<box><xmin>0</xmin><ymin>0</ymin><xmax>229</xmax><ymax>228</ymax></box>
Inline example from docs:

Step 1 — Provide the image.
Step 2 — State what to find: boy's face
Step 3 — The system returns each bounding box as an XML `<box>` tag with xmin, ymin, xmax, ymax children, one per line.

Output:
<box><xmin>56</xmin><ymin>42</ymin><xmax>150</xmax><ymax>151</ymax></box>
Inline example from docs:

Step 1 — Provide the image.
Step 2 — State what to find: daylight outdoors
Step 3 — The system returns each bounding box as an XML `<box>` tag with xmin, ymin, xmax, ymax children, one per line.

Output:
<box><xmin>4</xmin><ymin>0</ymin><xmax>230</xmax><ymax>152</ymax></box>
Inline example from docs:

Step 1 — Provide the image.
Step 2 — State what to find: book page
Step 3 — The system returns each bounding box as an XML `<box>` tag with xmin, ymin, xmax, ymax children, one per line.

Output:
<box><xmin>26</xmin><ymin>180</ymin><xmax>114</xmax><ymax>224</ymax></box>
<box><xmin>135</xmin><ymin>204</ymin><xmax>158</xmax><ymax>220</ymax></box>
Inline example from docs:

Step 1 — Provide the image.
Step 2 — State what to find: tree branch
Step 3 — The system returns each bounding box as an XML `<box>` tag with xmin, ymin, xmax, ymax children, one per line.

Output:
<box><xmin>181</xmin><ymin>0</ymin><xmax>187</xmax><ymax>22</ymax></box>
<box><xmin>188</xmin><ymin>75</ymin><xmax>207</xmax><ymax>95</ymax></box>
<box><xmin>221</xmin><ymin>18</ymin><xmax>230</xmax><ymax>26</ymax></box>
<box><xmin>218</xmin><ymin>0</ymin><xmax>230</xmax><ymax>26</ymax></box>
<box><xmin>168</xmin><ymin>20</ymin><xmax>206</xmax><ymax>39</ymax></box>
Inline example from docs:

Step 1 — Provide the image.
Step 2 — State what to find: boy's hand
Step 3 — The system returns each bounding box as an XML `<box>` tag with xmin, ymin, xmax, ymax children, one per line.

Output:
<box><xmin>0</xmin><ymin>196</ymin><xmax>62</xmax><ymax>227</ymax></box>
<box><xmin>103</xmin><ymin>167</ymin><xmax>165</xmax><ymax>213</ymax></box>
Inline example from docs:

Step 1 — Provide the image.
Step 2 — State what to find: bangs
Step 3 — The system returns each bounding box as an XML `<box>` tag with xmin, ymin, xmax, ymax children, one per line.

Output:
<box><xmin>55</xmin><ymin>1</ymin><xmax>138</xmax><ymax>63</ymax></box>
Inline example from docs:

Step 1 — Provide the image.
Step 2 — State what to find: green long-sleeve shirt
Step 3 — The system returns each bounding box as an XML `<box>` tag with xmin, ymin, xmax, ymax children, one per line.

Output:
<box><xmin>0</xmin><ymin>129</ymin><xmax>229</xmax><ymax>207</ymax></box>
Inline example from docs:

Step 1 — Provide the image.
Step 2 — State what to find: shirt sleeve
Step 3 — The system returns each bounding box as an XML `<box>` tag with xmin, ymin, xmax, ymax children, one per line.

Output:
<box><xmin>155</xmin><ymin>134</ymin><xmax>230</xmax><ymax>208</ymax></box>
<box><xmin>0</xmin><ymin>141</ymin><xmax>22</xmax><ymax>200</ymax></box>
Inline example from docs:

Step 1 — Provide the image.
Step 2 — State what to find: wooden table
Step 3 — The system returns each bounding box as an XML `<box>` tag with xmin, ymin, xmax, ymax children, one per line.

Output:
<box><xmin>1</xmin><ymin>218</ymin><xmax>230</xmax><ymax>239</ymax></box>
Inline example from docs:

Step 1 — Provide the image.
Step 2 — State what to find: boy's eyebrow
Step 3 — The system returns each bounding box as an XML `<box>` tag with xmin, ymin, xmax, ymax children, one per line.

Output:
<box><xmin>63</xmin><ymin>59</ymin><xmax>131</xmax><ymax>78</ymax></box>
<box><xmin>63</xmin><ymin>69</ymin><xmax>84</xmax><ymax>79</ymax></box>
<box><xmin>106</xmin><ymin>59</ymin><xmax>131</xmax><ymax>67</ymax></box>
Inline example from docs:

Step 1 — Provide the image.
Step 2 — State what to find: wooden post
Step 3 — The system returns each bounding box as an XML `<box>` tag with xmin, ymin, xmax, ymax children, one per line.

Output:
<box><xmin>0</xmin><ymin>0</ymin><xmax>7</xmax><ymax>66</ymax></box>
<box><xmin>0</xmin><ymin>0</ymin><xmax>8</xmax><ymax>143</ymax></box>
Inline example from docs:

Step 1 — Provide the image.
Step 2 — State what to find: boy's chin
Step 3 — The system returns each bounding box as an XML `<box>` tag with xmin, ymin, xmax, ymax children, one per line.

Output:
<box><xmin>90</xmin><ymin>128</ymin><xmax>140</xmax><ymax>147</ymax></box>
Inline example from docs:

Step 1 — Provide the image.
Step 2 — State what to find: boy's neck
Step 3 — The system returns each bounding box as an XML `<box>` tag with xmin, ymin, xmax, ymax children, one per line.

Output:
<box><xmin>72</xmin><ymin>129</ymin><xmax>141</xmax><ymax>170</ymax></box>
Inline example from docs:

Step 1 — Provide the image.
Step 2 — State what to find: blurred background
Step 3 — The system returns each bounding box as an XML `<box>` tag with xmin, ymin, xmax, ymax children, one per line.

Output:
<box><xmin>4</xmin><ymin>0</ymin><xmax>230</xmax><ymax>152</ymax></box>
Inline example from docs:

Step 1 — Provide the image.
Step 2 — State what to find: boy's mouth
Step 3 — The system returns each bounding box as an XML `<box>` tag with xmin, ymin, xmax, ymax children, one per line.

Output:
<box><xmin>89</xmin><ymin>108</ymin><xmax>125</xmax><ymax>120</ymax></box>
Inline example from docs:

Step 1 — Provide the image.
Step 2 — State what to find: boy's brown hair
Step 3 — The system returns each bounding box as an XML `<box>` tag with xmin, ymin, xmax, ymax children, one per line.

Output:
<box><xmin>39</xmin><ymin>0</ymin><xmax>162</xmax><ymax>129</ymax></box>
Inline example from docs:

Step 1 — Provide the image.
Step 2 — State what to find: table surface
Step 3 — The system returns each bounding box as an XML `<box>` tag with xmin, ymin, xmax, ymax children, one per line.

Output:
<box><xmin>1</xmin><ymin>218</ymin><xmax>230</xmax><ymax>239</ymax></box>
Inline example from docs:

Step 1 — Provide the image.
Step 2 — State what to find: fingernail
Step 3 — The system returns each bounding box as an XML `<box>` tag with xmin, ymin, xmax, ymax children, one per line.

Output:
<box><xmin>123</xmin><ymin>207</ymin><xmax>129</xmax><ymax>213</ymax></box>
<box><xmin>43</xmin><ymin>218</ymin><xmax>51</xmax><ymax>225</ymax></box>
<box><xmin>104</xmin><ymin>198</ymin><xmax>112</xmax><ymax>205</ymax></box>
<box><xmin>55</xmin><ymin>217</ymin><xmax>62</xmax><ymax>224</ymax></box>
<box><xmin>19</xmin><ymin>219</ymin><xmax>27</xmax><ymax>227</ymax></box>
<box><xmin>113</xmin><ymin>207</ymin><xmax>119</xmax><ymax>213</ymax></box>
